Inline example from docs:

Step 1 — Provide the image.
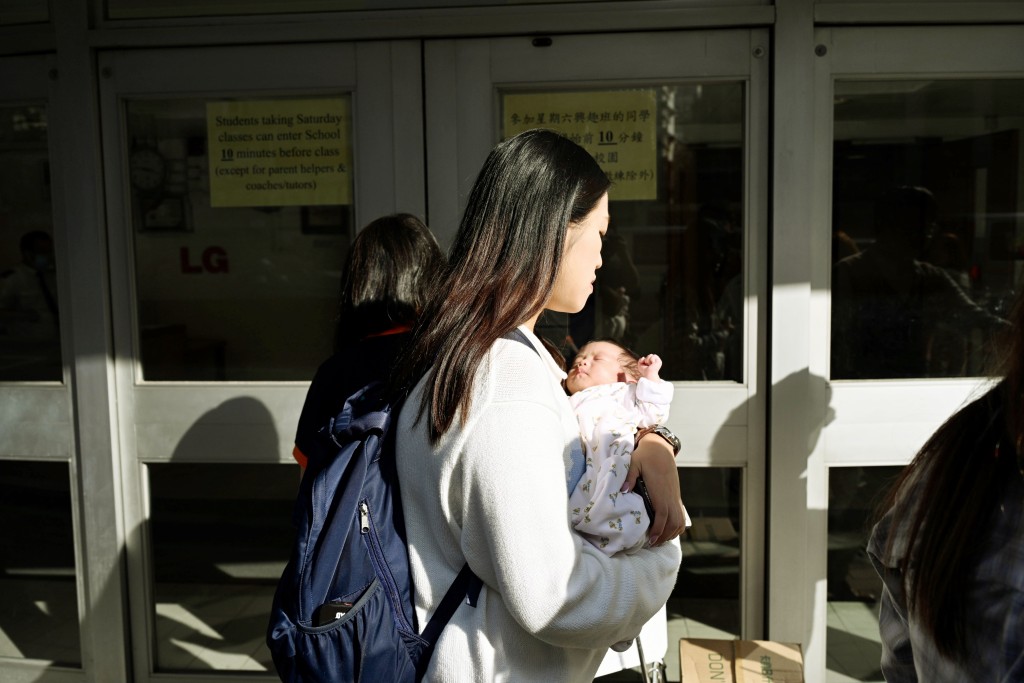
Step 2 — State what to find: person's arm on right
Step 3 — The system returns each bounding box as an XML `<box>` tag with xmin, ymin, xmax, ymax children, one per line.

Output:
<box><xmin>871</xmin><ymin>561</ymin><xmax>917</xmax><ymax>682</ymax></box>
<box><xmin>868</xmin><ymin>515</ymin><xmax>917</xmax><ymax>683</ymax></box>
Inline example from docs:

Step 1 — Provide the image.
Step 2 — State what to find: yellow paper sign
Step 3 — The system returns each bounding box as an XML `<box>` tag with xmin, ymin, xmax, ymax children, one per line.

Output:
<box><xmin>502</xmin><ymin>90</ymin><xmax>657</xmax><ymax>201</ymax></box>
<box><xmin>206</xmin><ymin>97</ymin><xmax>352</xmax><ymax>207</ymax></box>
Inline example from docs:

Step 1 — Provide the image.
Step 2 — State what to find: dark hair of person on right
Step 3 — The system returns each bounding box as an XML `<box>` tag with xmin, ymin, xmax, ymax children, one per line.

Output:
<box><xmin>334</xmin><ymin>212</ymin><xmax>443</xmax><ymax>352</ymax></box>
<box><xmin>393</xmin><ymin>129</ymin><xmax>610</xmax><ymax>442</ymax></box>
<box><xmin>870</xmin><ymin>281</ymin><xmax>1024</xmax><ymax>669</ymax></box>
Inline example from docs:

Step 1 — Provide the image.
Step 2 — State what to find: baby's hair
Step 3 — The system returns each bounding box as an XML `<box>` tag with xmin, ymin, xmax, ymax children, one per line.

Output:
<box><xmin>573</xmin><ymin>337</ymin><xmax>641</xmax><ymax>380</ymax></box>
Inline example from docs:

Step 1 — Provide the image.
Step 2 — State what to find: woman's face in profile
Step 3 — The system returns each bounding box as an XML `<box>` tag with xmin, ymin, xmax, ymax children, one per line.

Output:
<box><xmin>545</xmin><ymin>193</ymin><xmax>609</xmax><ymax>314</ymax></box>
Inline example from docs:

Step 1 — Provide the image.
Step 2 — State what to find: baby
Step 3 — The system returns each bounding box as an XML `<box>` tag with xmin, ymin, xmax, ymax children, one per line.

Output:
<box><xmin>565</xmin><ymin>339</ymin><xmax>684</xmax><ymax>654</ymax></box>
<box><xmin>565</xmin><ymin>339</ymin><xmax>675</xmax><ymax>556</ymax></box>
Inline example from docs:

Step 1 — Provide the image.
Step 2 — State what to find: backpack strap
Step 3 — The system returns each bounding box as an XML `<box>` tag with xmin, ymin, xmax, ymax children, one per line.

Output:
<box><xmin>416</xmin><ymin>563</ymin><xmax>482</xmax><ymax>678</ymax></box>
<box><xmin>412</xmin><ymin>328</ymin><xmax>541</xmax><ymax>680</ymax></box>
<box><xmin>503</xmin><ymin>326</ymin><xmax>533</xmax><ymax>349</ymax></box>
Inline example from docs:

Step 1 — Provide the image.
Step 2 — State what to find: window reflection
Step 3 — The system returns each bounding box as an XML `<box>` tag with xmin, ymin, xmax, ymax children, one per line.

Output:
<box><xmin>148</xmin><ymin>463</ymin><xmax>295</xmax><ymax>672</ymax></box>
<box><xmin>826</xmin><ymin>466</ymin><xmax>902</xmax><ymax>683</ymax></box>
<box><xmin>0</xmin><ymin>0</ymin><xmax>47</xmax><ymax>25</ymax></box>
<box><xmin>126</xmin><ymin>98</ymin><xmax>355</xmax><ymax>381</ymax></box>
<box><xmin>0</xmin><ymin>106</ymin><xmax>61</xmax><ymax>382</ymax></box>
<box><xmin>502</xmin><ymin>84</ymin><xmax>746</xmax><ymax>382</ymax></box>
<box><xmin>673</xmin><ymin>467</ymin><xmax>741</xmax><ymax>639</ymax></box>
<box><xmin>0</xmin><ymin>460</ymin><xmax>80</xmax><ymax>665</ymax></box>
<box><xmin>831</xmin><ymin>79</ymin><xmax>1023</xmax><ymax>380</ymax></box>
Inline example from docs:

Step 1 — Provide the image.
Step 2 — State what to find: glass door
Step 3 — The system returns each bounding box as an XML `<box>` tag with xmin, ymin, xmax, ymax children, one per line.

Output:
<box><xmin>98</xmin><ymin>41</ymin><xmax>424</xmax><ymax>681</ymax></box>
<box><xmin>0</xmin><ymin>53</ymin><xmax>84</xmax><ymax>683</ymax></box>
<box><xmin>424</xmin><ymin>28</ymin><xmax>769</xmax><ymax>677</ymax></box>
<box><xmin>789</xmin><ymin>24</ymin><xmax>1024</xmax><ymax>683</ymax></box>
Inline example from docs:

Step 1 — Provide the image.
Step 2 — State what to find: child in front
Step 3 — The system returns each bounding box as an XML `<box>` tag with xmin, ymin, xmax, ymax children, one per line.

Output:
<box><xmin>565</xmin><ymin>339</ymin><xmax>688</xmax><ymax>654</ymax></box>
<box><xmin>565</xmin><ymin>340</ymin><xmax>687</xmax><ymax>555</ymax></box>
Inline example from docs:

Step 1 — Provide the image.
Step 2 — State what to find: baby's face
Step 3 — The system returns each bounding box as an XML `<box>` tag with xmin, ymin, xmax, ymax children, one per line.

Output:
<box><xmin>566</xmin><ymin>341</ymin><xmax>630</xmax><ymax>394</ymax></box>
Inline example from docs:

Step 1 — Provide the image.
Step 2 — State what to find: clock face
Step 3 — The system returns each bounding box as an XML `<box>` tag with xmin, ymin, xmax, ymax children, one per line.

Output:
<box><xmin>129</xmin><ymin>147</ymin><xmax>165</xmax><ymax>192</ymax></box>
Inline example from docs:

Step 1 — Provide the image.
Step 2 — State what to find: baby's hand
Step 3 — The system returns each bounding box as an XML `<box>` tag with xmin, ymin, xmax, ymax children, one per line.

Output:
<box><xmin>637</xmin><ymin>354</ymin><xmax>663</xmax><ymax>382</ymax></box>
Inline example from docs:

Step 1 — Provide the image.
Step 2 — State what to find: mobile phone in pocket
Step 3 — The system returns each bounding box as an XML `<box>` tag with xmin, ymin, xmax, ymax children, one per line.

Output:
<box><xmin>314</xmin><ymin>600</ymin><xmax>353</xmax><ymax>626</ymax></box>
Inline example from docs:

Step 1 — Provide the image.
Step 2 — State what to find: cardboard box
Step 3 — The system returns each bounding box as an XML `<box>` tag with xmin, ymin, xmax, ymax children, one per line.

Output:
<box><xmin>680</xmin><ymin>638</ymin><xmax>804</xmax><ymax>683</ymax></box>
<box><xmin>734</xmin><ymin>640</ymin><xmax>804</xmax><ymax>683</ymax></box>
<box><xmin>680</xmin><ymin>638</ymin><xmax>735</xmax><ymax>683</ymax></box>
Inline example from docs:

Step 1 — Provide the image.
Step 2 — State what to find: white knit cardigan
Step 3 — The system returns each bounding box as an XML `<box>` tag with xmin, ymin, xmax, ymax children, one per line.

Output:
<box><xmin>396</xmin><ymin>327</ymin><xmax>682</xmax><ymax>682</ymax></box>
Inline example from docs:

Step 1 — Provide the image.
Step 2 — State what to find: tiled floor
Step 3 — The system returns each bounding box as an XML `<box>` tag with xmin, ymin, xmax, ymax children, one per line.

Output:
<box><xmin>826</xmin><ymin>601</ymin><xmax>884</xmax><ymax>683</ymax></box>
<box><xmin>0</xmin><ymin>575</ymin><xmax>82</xmax><ymax>667</ymax></box>
<box><xmin>154</xmin><ymin>583</ymin><xmax>273</xmax><ymax>671</ymax></box>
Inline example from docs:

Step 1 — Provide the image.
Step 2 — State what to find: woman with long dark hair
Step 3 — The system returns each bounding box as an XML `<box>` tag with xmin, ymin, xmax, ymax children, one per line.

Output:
<box><xmin>292</xmin><ymin>213</ymin><xmax>443</xmax><ymax>471</ymax></box>
<box><xmin>868</xmin><ymin>287</ymin><xmax>1024</xmax><ymax>680</ymax></box>
<box><xmin>393</xmin><ymin>129</ymin><xmax>685</xmax><ymax>681</ymax></box>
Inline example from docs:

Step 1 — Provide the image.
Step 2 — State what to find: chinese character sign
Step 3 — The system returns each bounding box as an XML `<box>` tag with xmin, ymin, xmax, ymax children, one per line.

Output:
<box><xmin>502</xmin><ymin>90</ymin><xmax>657</xmax><ymax>201</ymax></box>
<box><xmin>206</xmin><ymin>97</ymin><xmax>353</xmax><ymax>207</ymax></box>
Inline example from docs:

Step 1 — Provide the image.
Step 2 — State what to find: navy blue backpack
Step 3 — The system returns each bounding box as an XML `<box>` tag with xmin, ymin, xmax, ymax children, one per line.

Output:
<box><xmin>266</xmin><ymin>379</ymin><xmax>483</xmax><ymax>682</ymax></box>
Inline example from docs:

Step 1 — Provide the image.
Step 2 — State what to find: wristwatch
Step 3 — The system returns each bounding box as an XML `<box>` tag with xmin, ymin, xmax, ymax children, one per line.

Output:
<box><xmin>636</xmin><ymin>425</ymin><xmax>681</xmax><ymax>455</ymax></box>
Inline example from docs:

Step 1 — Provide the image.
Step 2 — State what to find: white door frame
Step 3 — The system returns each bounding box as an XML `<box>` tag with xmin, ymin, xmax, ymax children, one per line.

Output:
<box><xmin>770</xmin><ymin>21</ymin><xmax>1024</xmax><ymax>681</ymax></box>
<box><xmin>97</xmin><ymin>40</ymin><xmax>424</xmax><ymax>681</ymax></box>
<box><xmin>425</xmin><ymin>27</ymin><xmax>770</xmax><ymax>640</ymax></box>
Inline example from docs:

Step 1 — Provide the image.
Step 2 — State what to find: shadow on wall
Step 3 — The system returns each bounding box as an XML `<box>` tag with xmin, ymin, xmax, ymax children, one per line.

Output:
<box><xmin>703</xmin><ymin>370</ymin><xmax>846</xmax><ymax>662</ymax></box>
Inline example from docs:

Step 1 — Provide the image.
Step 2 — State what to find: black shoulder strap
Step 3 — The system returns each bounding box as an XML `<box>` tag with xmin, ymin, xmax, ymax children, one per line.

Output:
<box><xmin>503</xmin><ymin>327</ymin><xmax>540</xmax><ymax>355</ymax></box>
<box><xmin>413</xmin><ymin>328</ymin><xmax>539</xmax><ymax>680</ymax></box>
<box><xmin>416</xmin><ymin>563</ymin><xmax>481</xmax><ymax>678</ymax></box>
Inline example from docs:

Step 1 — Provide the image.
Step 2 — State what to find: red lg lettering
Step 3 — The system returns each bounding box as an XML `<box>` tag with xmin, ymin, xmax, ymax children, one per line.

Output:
<box><xmin>180</xmin><ymin>246</ymin><xmax>229</xmax><ymax>274</ymax></box>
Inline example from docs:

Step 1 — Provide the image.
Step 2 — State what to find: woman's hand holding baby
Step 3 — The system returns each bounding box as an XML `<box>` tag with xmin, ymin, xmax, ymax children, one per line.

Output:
<box><xmin>623</xmin><ymin>433</ymin><xmax>685</xmax><ymax>546</ymax></box>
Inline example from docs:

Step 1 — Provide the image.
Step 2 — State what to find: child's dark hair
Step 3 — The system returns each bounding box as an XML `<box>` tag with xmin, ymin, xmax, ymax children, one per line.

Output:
<box><xmin>335</xmin><ymin>213</ymin><xmax>443</xmax><ymax>350</ymax></box>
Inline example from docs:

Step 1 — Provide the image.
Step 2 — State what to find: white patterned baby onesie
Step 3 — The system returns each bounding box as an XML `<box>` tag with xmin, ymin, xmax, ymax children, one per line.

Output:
<box><xmin>568</xmin><ymin>378</ymin><xmax>674</xmax><ymax>556</ymax></box>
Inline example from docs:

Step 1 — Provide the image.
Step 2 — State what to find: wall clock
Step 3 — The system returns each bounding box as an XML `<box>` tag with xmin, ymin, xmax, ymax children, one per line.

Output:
<box><xmin>129</xmin><ymin>146</ymin><xmax>166</xmax><ymax>193</ymax></box>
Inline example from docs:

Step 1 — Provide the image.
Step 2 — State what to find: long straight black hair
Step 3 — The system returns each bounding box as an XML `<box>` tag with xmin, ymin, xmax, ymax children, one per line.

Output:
<box><xmin>334</xmin><ymin>213</ymin><xmax>443</xmax><ymax>351</ymax></box>
<box><xmin>393</xmin><ymin>129</ymin><xmax>610</xmax><ymax>442</ymax></box>
<box><xmin>878</xmin><ymin>284</ymin><xmax>1024</xmax><ymax>661</ymax></box>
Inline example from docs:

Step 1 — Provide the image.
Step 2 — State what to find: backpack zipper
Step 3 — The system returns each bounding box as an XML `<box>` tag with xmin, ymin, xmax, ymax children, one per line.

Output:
<box><xmin>359</xmin><ymin>501</ymin><xmax>370</xmax><ymax>533</ymax></box>
<box><xmin>358</xmin><ymin>498</ymin><xmax>414</xmax><ymax>633</ymax></box>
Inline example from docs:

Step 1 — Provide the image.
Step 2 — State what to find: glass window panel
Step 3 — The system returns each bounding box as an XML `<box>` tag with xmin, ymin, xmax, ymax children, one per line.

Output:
<box><xmin>147</xmin><ymin>462</ymin><xmax>296</xmax><ymax>672</ymax></box>
<box><xmin>126</xmin><ymin>98</ymin><xmax>355</xmax><ymax>381</ymax></box>
<box><xmin>0</xmin><ymin>0</ymin><xmax>47</xmax><ymax>25</ymax></box>
<box><xmin>502</xmin><ymin>84</ymin><xmax>746</xmax><ymax>382</ymax></box>
<box><xmin>597</xmin><ymin>467</ymin><xmax>740</xmax><ymax>682</ymax></box>
<box><xmin>672</xmin><ymin>467</ymin><xmax>741</xmax><ymax>638</ymax></box>
<box><xmin>830</xmin><ymin>79</ymin><xmax>1024</xmax><ymax>380</ymax></box>
<box><xmin>0</xmin><ymin>105</ymin><xmax>62</xmax><ymax>382</ymax></box>
<box><xmin>826</xmin><ymin>465</ymin><xmax>902</xmax><ymax>683</ymax></box>
<box><xmin>0</xmin><ymin>460</ymin><xmax>80</xmax><ymax>666</ymax></box>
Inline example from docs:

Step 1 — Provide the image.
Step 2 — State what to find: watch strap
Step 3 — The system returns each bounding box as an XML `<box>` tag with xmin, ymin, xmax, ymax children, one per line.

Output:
<box><xmin>635</xmin><ymin>425</ymin><xmax>681</xmax><ymax>455</ymax></box>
